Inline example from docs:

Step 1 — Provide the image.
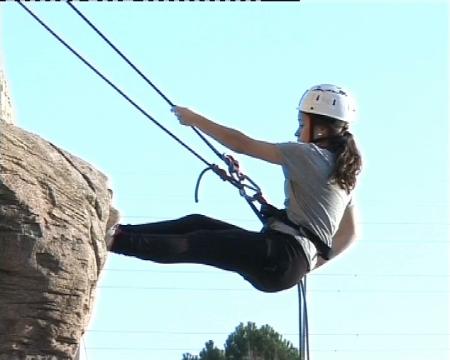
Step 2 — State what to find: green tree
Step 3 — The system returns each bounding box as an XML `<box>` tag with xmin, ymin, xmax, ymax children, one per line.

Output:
<box><xmin>182</xmin><ymin>354</ymin><xmax>198</xmax><ymax>360</ymax></box>
<box><xmin>182</xmin><ymin>340</ymin><xmax>225</xmax><ymax>360</ymax></box>
<box><xmin>182</xmin><ymin>322</ymin><xmax>298</xmax><ymax>360</ymax></box>
<box><xmin>225</xmin><ymin>322</ymin><xmax>298</xmax><ymax>360</ymax></box>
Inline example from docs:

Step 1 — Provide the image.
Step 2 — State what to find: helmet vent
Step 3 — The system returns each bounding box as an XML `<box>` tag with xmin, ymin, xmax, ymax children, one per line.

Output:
<box><xmin>316</xmin><ymin>95</ymin><xmax>320</xmax><ymax>101</ymax></box>
<box><xmin>332</xmin><ymin>99</ymin><xmax>336</xmax><ymax>106</ymax></box>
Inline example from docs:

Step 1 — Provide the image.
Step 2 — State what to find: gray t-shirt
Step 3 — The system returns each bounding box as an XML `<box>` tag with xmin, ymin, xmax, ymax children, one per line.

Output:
<box><xmin>275</xmin><ymin>142</ymin><xmax>353</xmax><ymax>249</ymax></box>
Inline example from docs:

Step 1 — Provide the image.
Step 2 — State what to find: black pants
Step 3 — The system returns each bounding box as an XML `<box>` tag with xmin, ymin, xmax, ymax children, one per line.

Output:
<box><xmin>110</xmin><ymin>214</ymin><xmax>309</xmax><ymax>293</ymax></box>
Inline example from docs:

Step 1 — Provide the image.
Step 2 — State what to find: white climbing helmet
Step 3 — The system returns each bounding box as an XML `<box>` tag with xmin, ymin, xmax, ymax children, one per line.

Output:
<box><xmin>298</xmin><ymin>84</ymin><xmax>357</xmax><ymax>123</ymax></box>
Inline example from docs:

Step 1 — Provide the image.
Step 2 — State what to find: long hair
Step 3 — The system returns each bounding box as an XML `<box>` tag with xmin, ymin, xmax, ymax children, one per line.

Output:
<box><xmin>309</xmin><ymin>113</ymin><xmax>362</xmax><ymax>194</ymax></box>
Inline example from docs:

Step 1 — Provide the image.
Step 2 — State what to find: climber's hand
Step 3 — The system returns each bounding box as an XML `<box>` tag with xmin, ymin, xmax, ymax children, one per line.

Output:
<box><xmin>171</xmin><ymin>106</ymin><xmax>197</xmax><ymax>127</ymax></box>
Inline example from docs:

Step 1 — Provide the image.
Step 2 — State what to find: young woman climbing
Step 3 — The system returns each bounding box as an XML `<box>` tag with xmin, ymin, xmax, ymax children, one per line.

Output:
<box><xmin>107</xmin><ymin>84</ymin><xmax>362</xmax><ymax>293</ymax></box>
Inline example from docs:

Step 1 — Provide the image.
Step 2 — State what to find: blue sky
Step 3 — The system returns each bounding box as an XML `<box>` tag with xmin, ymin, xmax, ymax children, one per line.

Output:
<box><xmin>2</xmin><ymin>1</ymin><xmax>449</xmax><ymax>360</ymax></box>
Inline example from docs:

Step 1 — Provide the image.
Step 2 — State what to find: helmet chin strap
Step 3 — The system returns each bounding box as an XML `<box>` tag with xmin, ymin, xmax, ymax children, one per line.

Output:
<box><xmin>309</xmin><ymin>124</ymin><xmax>314</xmax><ymax>143</ymax></box>
<box><xmin>311</xmin><ymin>127</ymin><xmax>336</xmax><ymax>146</ymax></box>
<box><xmin>310</xmin><ymin>121</ymin><xmax>325</xmax><ymax>143</ymax></box>
<box><xmin>307</xmin><ymin>114</ymin><xmax>349</xmax><ymax>145</ymax></box>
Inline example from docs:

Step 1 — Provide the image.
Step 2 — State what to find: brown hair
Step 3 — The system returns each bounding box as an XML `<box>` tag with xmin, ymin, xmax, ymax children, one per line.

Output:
<box><xmin>309</xmin><ymin>113</ymin><xmax>362</xmax><ymax>193</ymax></box>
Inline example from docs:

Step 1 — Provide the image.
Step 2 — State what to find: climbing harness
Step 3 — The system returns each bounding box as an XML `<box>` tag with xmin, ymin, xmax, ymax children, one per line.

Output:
<box><xmin>16</xmin><ymin>2</ymin><xmax>310</xmax><ymax>357</ymax></box>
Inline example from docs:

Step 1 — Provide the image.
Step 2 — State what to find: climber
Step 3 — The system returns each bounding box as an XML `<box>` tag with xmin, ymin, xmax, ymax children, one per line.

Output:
<box><xmin>107</xmin><ymin>84</ymin><xmax>362</xmax><ymax>293</ymax></box>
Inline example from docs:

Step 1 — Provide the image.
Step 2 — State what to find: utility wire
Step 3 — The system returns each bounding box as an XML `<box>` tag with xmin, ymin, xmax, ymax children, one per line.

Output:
<box><xmin>98</xmin><ymin>285</ymin><xmax>448</xmax><ymax>293</ymax></box>
<box><xmin>84</xmin><ymin>346</ymin><xmax>450</xmax><ymax>353</ymax></box>
<box><xmin>101</xmin><ymin>268</ymin><xmax>449</xmax><ymax>277</ymax></box>
<box><xmin>86</xmin><ymin>329</ymin><xmax>450</xmax><ymax>336</ymax></box>
<box><xmin>119</xmin><ymin>215</ymin><xmax>450</xmax><ymax>226</ymax></box>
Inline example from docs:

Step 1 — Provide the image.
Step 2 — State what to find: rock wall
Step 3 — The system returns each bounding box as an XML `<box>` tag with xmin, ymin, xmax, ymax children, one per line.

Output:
<box><xmin>0</xmin><ymin>68</ymin><xmax>16</xmax><ymax>125</ymax></box>
<box><xmin>0</xmin><ymin>120</ymin><xmax>116</xmax><ymax>360</ymax></box>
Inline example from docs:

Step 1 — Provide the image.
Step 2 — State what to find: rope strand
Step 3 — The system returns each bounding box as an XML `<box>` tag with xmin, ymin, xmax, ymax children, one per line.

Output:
<box><xmin>66</xmin><ymin>1</ymin><xmax>225</xmax><ymax>161</ymax></box>
<box><xmin>67</xmin><ymin>1</ymin><xmax>174</xmax><ymax>107</ymax></box>
<box><xmin>17</xmin><ymin>1</ymin><xmax>266</xmax><ymax>219</ymax></box>
<box><xmin>16</xmin><ymin>1</ymin><xmax>212</xmax><ymax>168</ymax></box>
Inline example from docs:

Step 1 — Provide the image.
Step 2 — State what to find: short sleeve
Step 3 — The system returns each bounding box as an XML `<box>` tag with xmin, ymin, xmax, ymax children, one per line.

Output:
<box><xmin>276</xmin><ymin>142</ymin><xmax>314</xmax><ymax>173</ymax></box>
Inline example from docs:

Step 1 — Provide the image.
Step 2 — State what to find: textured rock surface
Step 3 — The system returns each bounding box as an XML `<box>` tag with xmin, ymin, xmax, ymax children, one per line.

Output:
<box><xmin>0</xmin><ymin>120</ymin><xmax>116</xmax><ymax>360</ymax></box>
<box><xmin>0</xmin><ymin>68</ymin><xmax>16</xmax><ymax>125</ymax></box>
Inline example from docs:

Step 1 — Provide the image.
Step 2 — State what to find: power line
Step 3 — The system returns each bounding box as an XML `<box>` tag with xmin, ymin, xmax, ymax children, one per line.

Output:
<box><xmin>98</xmin><ymin>285</ymin><xmax>448</xmax><ymax>293</ymax></box>
<box><xmin>310</xmin><ymin>348</ymin><xmax>450</xmax><ymax>354</ymax></box>
<box><xmin>101</xmin><ymin>268</ymin><xmax>450</xmax><ymax>277</ymax></box>
<box><xmin>120</xmin><ymin>215</ymin><xmax>450</xmax><ymax>227</ymax></box>
<box><xmin>84</xmin><ymin>346</ymin><xmax>450</xmax><ymax>353</ymax></box>
<box><xmin>86</xmin><ymin>347</ymin><xmax>201</xmax><ymax>352</ymax></box>
<box><xmin>86</xmin><ymin>329</ymin><xmax>450</xmax><ymax>337</ymax></box>
<box><xmin>115</xmin><ymin>193</ymin><xmax>449</xmax><ymax>205</ymax></box>
<box><xmin>360</xmin><ymin>222</ymin><xmax>450</xmax><ymax>226</ymax></box>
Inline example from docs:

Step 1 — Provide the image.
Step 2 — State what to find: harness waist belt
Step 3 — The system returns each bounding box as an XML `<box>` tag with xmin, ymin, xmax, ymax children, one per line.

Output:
<box><xmin>260</xmin><ymin>204</ymin><xmax>332</xmax><ymax>260</ymax></box>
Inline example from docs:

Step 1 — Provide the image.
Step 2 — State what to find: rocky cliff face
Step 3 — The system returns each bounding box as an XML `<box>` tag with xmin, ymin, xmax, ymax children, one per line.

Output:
<box><xmin>0</xmin><ymin>120</ymin><xmax>116</xmax><ymax>360</ymax></box>
<box><xmin>0</xmin><ymin>69</ymin><xmax>16</xmax><ymax>125</ymax></box>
